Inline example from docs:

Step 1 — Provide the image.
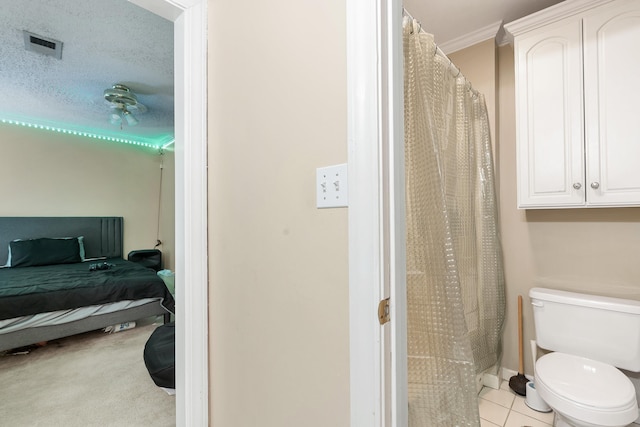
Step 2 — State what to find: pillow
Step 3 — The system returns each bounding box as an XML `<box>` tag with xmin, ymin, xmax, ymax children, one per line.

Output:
<box><xmin>4</xmin><ymin>236</ymin><xmax>85</xmax><ymax>267</ymax></box>
<box><xmin>8</xmin><ymin>237</ymin><xmax>82</xmax><ymax>267</ymax></box>
<box><xmin>77</xmin><ymin>236</ymin><xmax>86</xmax><ymax>261</ymax></box>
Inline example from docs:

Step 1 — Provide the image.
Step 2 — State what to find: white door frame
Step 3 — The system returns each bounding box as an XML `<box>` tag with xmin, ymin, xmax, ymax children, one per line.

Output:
<box><xmin>347</xmin><ymin>0</ymin><xmax>407</xmax><ymax>425</ymax></box>
<box><xmin>134</xmin><ymin>1</ymin><xmax>405</xmax><ymax>426</ymax></box>
<box><xmin>128</xmin><ymin>1</ymin><xmax>208</xmax><ymax>426</ymax></box>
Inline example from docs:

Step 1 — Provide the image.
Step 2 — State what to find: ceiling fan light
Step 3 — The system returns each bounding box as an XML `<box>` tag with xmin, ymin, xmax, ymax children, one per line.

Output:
<box><xmin>109</xmin><ymin>112</ymin><xmax>122</xmax><ymax>125</ymax></box>
<box><xmin>123</xmin><ymin>110</ymin><xmax>138</xmax><ymax>126</ymax></box>
<box><xmin>104</xmin><ymin>84</ymin><xmax>146</xmax><ymax>126</ymax></box>
<box><xmin>104</xmin><ymin>84</ymin><xmax>138</xmax><ymax>106</ymax></box>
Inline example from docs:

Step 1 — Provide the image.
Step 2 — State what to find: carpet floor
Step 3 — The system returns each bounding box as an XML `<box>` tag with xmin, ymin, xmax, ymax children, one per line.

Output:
<box><xmin>0</xmin><ymin>319</ymin><xmax>175</xmax><ymax>427</ymax></box>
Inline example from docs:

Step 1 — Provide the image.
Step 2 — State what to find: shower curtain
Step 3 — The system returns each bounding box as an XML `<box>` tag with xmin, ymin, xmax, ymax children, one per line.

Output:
<box><xmin>403</xmin><ymin>18</ymin><xmax>506</xmax><ymax>426</ymax></box>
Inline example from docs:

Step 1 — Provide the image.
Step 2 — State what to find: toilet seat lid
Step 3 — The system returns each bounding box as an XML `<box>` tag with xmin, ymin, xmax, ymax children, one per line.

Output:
<box><xmin>536</xmin><ymin>352</ymin><xmax>636</xmax><ymax>410</ymax></box>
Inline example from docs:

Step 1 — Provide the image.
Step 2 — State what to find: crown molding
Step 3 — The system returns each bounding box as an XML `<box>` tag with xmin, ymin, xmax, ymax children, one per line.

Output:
<box><xmin>440</xmin><ymin>20</ymin><xmax>503</xmax><ymax>54</ymax></box>
<box><xmin>503</xmin><ymin>0</ymin><xmax>615</xmax><ymax>43</ymax></box>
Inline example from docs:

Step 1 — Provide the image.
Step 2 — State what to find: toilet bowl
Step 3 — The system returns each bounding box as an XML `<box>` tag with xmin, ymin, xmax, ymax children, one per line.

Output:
<box><xmin>535</xmin><ymin>352</ymin><xmax>637</xmax><ymax>427</ymax></box>
<box><xmin>529</xmin><ymin>288</ymin><xmax>640</xmax><ymax>427</ymax></box>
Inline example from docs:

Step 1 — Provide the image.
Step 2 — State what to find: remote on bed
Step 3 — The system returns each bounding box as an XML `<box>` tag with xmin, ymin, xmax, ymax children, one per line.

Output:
<box><xmin>89</xmin><ymin>262</ymin><xmax>115</xmax><ymax>271</ymax></box>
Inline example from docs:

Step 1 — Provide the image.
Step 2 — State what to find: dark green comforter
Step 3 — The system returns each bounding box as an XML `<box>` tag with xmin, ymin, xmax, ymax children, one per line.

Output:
<box><xmin>0</xmin><ymin>258</ymin><xmax>174</xmax><ymax>321</ymax></box>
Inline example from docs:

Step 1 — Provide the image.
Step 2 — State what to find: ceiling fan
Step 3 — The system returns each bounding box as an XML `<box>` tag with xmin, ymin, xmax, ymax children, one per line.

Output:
<box><xmin>103</xmin><ymin>84</ymin><xmax>147</xmax><ymax>127</ymax></box>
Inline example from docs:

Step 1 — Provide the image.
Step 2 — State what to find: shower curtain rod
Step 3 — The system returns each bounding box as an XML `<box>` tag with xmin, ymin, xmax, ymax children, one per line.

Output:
<box><xmin>402</xmin><ymin>8</ymin><xmax>478</xmax><ymax>96</ymax></box>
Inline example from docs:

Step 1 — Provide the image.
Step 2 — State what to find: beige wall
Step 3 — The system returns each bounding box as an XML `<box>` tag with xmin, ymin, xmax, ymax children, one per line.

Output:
<box><xmin>495</xmin><ymin>43</ymin><xmax>640</xmax><ymax>377</ymax></box>
<box><xmin>449</xmin><ymin>39</ymin><xmax>497</xmax><ymax>152</ymax></box>
<box><xmin>207</xmin><ymin>0</ymin><xmax>349</xmax><ymax>426</ymax></box>
<box><xmin>158</xmin><ymin>149</ymin><xmax>175</xmax><ymax>270</ymax></box>
<box><xmin>206</xmin><ymin>4</ymin><xmax>640</xmax><ymax>421</ymax></box>
<box><xmin>453</xmin><ymin>40</ymin><xmax>640</xmax><ymax>378</ymax></box>
<box><xmin>450</xmin><ymin>39</ymin><xmax>500</xmax><ymax>194</ymax></box>
<box><xmin>0</xmin><ymin>123</ymin><xmax>175</xmax><ymax>268</ymax></box>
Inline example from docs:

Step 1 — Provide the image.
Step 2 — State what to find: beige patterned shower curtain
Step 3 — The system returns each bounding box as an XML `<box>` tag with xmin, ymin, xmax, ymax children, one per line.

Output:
<box><xmin>403</xmin><ymin>18</ymin><xmax>506</xmax><ymax>427</ymax></box>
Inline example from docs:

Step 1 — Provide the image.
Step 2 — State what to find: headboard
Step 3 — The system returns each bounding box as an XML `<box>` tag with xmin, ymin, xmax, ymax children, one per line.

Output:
<box><xmin>0</xmin><ymin>217</ymin><xmax>123</xmax><ymax>263</ymax></box>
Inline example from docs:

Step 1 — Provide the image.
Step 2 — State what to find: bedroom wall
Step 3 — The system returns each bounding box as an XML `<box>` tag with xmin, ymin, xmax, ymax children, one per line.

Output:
<box><xmin>0</xmin><ymin>123</ymin><xmax>175</xmax><ymax>269</ymax></box>
<box><xmin>158</xmin><ymin>148</ymin><xmax>175</xmax><ymax>270</ymax></box>
<box><xmin>450</xmin><ymin>41</ymin><xmax>640</xmax><ymax>379</ymax></box>
<box><xmin>208</xmin><ymin>0</ymin><xmax>349</xmax><ymax>426</ymax></box>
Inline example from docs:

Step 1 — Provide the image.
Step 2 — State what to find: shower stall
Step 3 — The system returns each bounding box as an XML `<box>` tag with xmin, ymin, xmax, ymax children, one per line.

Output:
<box><xmin>403</xmin><ymin>17</ymin><xmax>506</xmax><ymax>426</ymax></box>
<box><xmin>346</xmin><ymin>3</ymin><xmax>505</xmax><ymax>424</ymax></box>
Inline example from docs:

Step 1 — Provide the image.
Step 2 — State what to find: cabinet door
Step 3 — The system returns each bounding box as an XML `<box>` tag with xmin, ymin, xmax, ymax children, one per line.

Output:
<box><xmin>515</xmin><ymin>18</ymin><xmax>585</xmax><ymax>208</ymax></box>
<box><xmin>584</xmin><ymin>0</ymin><xmax>640</xmax><ymax>206</ymax></box>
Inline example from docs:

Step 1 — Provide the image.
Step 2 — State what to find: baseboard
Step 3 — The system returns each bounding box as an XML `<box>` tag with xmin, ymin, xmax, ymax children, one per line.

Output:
<box><xmin>482</xmin><ymin>370</ymin><xmax>502</xmax><ymax>390</ymax></box>
<box><xmin>477</xmin><ymin>365</ymin><xmax>502</xmax><ymax>391</ymax></box>
<box><xmin>501</xmin><ymin>366</ymin><xmax>533</xmax><ymax>382</ymax></box>
<box><xmin>501</xmin><ymin>366</ymin><xmax>516</xmax><ymax>381</ymax></box>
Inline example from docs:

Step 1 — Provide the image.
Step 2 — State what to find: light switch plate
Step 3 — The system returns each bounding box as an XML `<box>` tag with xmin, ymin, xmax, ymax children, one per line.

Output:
<box><xmin>316</xmin><ymin>163</ymin><xmax>348</xmax><ymax>208</ymax></box>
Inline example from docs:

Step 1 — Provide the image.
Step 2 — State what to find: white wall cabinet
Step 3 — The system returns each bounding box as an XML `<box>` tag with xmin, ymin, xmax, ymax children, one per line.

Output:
<box><xmin>506</xmin><ymin>0</ymin><xmax>640</xmax><ymax>209</ymax></box>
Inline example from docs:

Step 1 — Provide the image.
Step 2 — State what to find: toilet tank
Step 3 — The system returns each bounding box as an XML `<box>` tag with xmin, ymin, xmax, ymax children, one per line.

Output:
<box><xmin>529</xmin><ymin>287</ymin><xmax>640</xmax><ymax>372</ymax></box>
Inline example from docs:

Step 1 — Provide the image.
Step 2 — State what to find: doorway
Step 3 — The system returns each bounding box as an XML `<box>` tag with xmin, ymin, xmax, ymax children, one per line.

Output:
<box><xmin>129</xmin><ymin>1</ymin><xmax>209</xmax><ymax>425</ymax></box>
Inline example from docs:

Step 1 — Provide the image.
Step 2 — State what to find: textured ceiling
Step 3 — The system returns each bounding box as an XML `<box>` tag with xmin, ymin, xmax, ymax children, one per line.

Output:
<box><xmin>1</xmin><ymin>0</ymin><xmax>564</xmax><ymax>149</ymax></box>
<box><xmin>0</xmin><ymin>0</ymin><xmax>173</xmax><ymax>148</ymax></box>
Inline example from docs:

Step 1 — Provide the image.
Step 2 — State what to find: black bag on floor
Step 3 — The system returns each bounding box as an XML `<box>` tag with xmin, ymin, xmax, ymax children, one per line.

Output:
<box><xmin>143</xmin><ymin>323</ymin><xmax>175</xmax><ymax>389</ymax></box>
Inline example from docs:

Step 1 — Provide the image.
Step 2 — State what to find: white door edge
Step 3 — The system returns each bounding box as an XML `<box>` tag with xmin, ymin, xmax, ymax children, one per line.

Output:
<box><xmin>128</xmin><ymin>1</ymin><xmax>209</xmax><ymax>426</ymax></box>
<box><xmin>347</xmin><ymin>0</ymin><xmax>407</xmax><ymax>425</ymax></box>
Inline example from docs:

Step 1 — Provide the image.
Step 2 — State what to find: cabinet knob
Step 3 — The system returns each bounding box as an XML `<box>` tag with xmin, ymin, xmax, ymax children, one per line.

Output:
<box><xmin>573</xmin><ymin>183</ymin><xmax>582</xmax><ymax>190</ymax></box>
<box><xmin>591</xmin><ymin>182</ymin><xmax>600</xmax><ymax>189</ymax></box>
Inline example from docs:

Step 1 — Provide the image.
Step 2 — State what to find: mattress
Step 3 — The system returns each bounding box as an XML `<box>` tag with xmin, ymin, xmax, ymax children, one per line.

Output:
<box><xmin>0</xmin><ymin>258</ymin><xmax>174</xmax><ymax>320</ymax></box>
<box><xmin>0</xmin><ymin>298</ymin><xmax>162</xmax><ymax>334</ymax></box>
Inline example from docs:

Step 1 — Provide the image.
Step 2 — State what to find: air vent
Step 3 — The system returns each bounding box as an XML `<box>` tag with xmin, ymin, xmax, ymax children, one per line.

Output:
<box><xmin>23</xmin><ymin>30</ymin><xmax>63</xmax><ymax>59</ymax></box>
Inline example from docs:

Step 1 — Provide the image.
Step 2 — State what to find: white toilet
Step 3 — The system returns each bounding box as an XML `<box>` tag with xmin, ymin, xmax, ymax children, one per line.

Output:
<box><xmin>529</xmin><ymin>287</ymin><xmax>640</xmax><ymax>427</ymax></box>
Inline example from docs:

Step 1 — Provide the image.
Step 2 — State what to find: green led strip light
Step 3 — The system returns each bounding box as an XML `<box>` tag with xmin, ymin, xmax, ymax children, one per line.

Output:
<box><xmin>1</xmin><ymin>118</ymin><xmax>173</xmax><ymax>150</ymax></box>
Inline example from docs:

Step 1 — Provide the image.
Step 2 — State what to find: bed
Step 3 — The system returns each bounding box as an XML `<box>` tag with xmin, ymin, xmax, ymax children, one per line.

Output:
<box><xmin>0</xmin><ymin>216</ymin><xmax>174</xmax><ymax>352</ymax></box>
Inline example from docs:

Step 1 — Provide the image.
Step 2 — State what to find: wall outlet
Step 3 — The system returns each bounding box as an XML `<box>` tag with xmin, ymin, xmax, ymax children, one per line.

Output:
<box><xmin>316</xmin><ymin>163</ymin><xmax>348</xmax><ymax>208</ymax></box>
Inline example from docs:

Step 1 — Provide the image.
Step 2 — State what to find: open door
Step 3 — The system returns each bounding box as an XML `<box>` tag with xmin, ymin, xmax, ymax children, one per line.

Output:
<box><xmin>347</xmin><ymin>0</ymin><xmax>407</xmax><ymax>425</ymax></box>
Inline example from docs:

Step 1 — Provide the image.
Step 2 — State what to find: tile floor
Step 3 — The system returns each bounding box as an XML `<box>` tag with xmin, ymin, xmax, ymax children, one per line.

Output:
<box><xmin>479</xmin><ymin>381</ymin><xmax>554</xmax><ymax>427</ymax></box>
